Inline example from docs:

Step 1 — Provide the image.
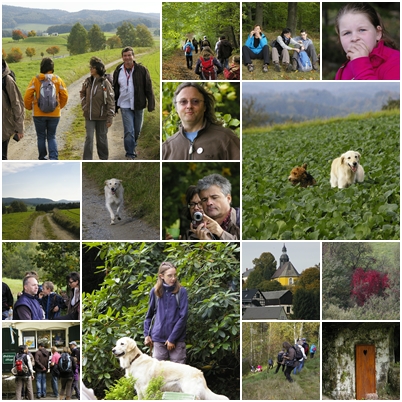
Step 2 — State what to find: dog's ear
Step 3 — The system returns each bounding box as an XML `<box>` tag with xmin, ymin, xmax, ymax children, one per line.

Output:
<box><xmin>104</xmin><ymin>180</ymin><xmax>109</xmax><ymax>185</ymax></box>
<box><xmin>302</xmin><ymin>163</ymin><xmax>307</xmax><ymax>169</ymax></box>
<box><xmin>126</xmin><ymin>338</ymin><xmax>137</xmax><ymax>353</ymax></box>
<box><xmin>356</xmin><ymin>152</ymin><xmax>361</xmax><ymax>159</ymax></box>
<box><xmin>340</xmin><ymin>154</ymin><xmax>345</xmax><ymax>164</ymax></box>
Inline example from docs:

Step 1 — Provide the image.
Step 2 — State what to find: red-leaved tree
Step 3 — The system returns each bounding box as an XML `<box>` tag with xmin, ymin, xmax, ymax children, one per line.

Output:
<box><xmin>351</xmin><ymin>268</ymin><xmax>390</xmax><ymax>306</ymax></box>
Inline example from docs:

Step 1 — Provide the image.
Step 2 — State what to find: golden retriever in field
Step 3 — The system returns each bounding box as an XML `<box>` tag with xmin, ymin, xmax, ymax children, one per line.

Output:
<box><xmin>112</xmin><ymin>337</ymin><xmax>229</xmax><ymax>400</ymax></box>
<box><xmin>330</xmin><ymin>150</ymin><xmax>364</xmax><ymax>188</ymax></box>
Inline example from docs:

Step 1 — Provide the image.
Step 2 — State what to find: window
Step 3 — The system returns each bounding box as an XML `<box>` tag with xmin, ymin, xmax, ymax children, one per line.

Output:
<box><xmin>22</xmin><ymin>329</ymin><xmax>66</xmax><ymax>349</ymax></box>
<box><xmin>289</xmin><ymin>278</ymin><xmax>293</xmax><ymax>285</ymax></box>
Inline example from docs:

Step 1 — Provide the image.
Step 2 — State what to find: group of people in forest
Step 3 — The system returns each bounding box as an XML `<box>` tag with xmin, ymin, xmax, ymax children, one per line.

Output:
<box><xmin>242</xmin><ymin>3</ymin><xmax>399</xmax><ymax>80</ymax></box>
<box><xmin>182</xmin><ymin>35</ymin><xmax>240</xmax><ymax>80</ymax></box>
<box><xmin>2</xmin><ymin>46</ymin><xmax>155</xmax><ymax>160</ymax></box>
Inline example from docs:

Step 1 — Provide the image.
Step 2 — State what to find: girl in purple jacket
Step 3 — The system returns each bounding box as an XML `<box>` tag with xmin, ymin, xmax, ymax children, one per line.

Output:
<box><xmin>335</xmin><ymin>3</ymin><xmax>400</xmax><ymax>80</ymax></box>
<box><xmin>144</xmin><ymin>261</ymin><xmax>189</xmax><ymax>363</ymax></box>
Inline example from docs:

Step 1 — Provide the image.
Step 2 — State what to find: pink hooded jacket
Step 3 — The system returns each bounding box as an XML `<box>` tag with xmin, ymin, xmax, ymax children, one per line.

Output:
<box><xmin>335</xmin><ymin>40</ymin><xmax>400</xmax><ymax>80</ymax></box>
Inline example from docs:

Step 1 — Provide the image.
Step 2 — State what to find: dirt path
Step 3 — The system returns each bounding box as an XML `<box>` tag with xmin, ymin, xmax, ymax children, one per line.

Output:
<box><xmin>82</xmin><ymin>172</ymin><xmax>159</xmax><ymax>240</ymax></box>
<box><xmin>30</xmin><ymin>213</ymin><xmax>78</xmax><ymax>240</ymax></box>
<box><xmin>162</xmin><ymin>49</ymin><xmax>203</xmax><ymax>80</ymax></box>
<box><xmin>7</xmin><ymin>57</ymin><xmax>145</xmax><ymax>160</ymax></box>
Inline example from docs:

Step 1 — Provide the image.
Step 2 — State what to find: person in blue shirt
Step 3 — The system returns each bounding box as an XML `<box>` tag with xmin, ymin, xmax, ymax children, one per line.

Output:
<box><xmin>183</xmin><ymin>39</ymin><xmax>195</xmax><ymax>69</ymax></box>
<box><xmin>144</xmin><ymin>261</ymin><xmax>189</xmax><ymax>363</ymax></box>
<box><xmin>242</xmin><ymin>24</ymin><xmax>270</xmax><ymax>73</ymax></box>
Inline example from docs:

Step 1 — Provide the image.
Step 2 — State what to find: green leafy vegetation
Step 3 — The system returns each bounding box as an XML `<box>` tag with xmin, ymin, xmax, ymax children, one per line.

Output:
<box><xmin>82</xmin><ymin>242</ymin><xmax>240</xmax><ymax>400</ymax></box>
<box><xmin>242</xmin><ymin>111</ymin><xmax>400</xmax><ymax>240</ymax></box>
<box><xmin>322</xmin><ymin>242</ymin><xmax>400</xmax><ymax>320</ymax></box>
<box><xmin>52</xmin><ymin>208</ymin><xmax>80</xmax><ymax>237</ymax></box>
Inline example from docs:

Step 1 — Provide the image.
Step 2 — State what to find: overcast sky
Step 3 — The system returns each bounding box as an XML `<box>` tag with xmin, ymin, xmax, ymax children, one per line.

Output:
<box><xmin>2</xmin><ymin>1</ymin><xmax>160</xmax><ymax>14</ymax></box>
<box><xmin>242</xmin><ymin>241</ymin><xmax>320</xmax><ymax>274</ymax></box>
<box><xmin>2</xmin><ymin>162</ymin><xmax>81</xmax><ymax>201</ymax></box>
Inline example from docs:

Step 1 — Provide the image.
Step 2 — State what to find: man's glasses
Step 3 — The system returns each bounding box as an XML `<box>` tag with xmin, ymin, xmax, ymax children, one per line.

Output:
<box><xmin>176</xmin><ymin>99</ymin><xmax>204</xmax><ymax>106</ymax></box>
<box><xmin>188</xmin><ymin>202</ymin><xmax>202</xmax><ymax>208</ymax></box>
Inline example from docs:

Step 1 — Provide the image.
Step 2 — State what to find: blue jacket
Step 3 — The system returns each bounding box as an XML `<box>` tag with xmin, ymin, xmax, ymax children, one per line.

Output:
<box><xmin>245</xmin><ymin>34</ymin><xmax>268</xmax><ymax>54</ymax></box>
<box><xmin>183</xmin><ymin>42</ymin><xmax>195</xmax><ymax>56</ymax></box>
<box><xmin>144</xmin><ymin>285</ymin><xmax>188</xmax><ymax>344</ymax></box>
<box><xmin>14</xmin><ymin>293</ymin><xmax>43</xmax><ymax>320</ymax></box>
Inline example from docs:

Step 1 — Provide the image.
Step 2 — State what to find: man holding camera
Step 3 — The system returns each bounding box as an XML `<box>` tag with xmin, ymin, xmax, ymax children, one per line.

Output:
<box><xmin>190</xmin><ymin>174</ymin><xmax>240</xmax><ymax>240</ymax></box>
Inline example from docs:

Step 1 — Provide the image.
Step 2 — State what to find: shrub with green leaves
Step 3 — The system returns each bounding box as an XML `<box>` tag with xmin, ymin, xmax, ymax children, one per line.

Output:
<box><xmin>242</xmin><ymin>111</ymin><xmax>400</xmax><ymax>239</ymax></box>
<box><xmin>82</xmin><ymin>242</ymin><xmax>240</xmax><ymax>400</ymax></box>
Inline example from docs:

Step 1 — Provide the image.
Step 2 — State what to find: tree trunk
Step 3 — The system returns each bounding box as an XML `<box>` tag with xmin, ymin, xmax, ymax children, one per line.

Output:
<box><xmin>287</xmin><ymin>2</ymin><xmax>298</xmax><ymax>35</ymax></box>
<box><xmin>255</xmin><ymin>2</ymin><xmax>263</xmax><ymax>28</ymax></box>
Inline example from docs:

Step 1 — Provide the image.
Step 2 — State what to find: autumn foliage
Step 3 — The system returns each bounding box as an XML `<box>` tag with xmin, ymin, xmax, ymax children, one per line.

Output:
<box><xmin>351</xmin><ymin>268</ymin><xmax>390</xmax><ymax>306</ymax></box>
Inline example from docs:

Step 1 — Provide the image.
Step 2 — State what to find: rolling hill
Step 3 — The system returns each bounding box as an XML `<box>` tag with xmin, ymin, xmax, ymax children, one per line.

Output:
<box><xmin>2</xmin><ymin>197</ymin><xmax>79</xmax><ymax>206</ymax></box>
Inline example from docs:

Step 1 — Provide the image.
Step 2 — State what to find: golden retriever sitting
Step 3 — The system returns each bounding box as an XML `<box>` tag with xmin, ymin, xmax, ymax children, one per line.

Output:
<box><xmin>288</xmin><ymin>163</ymin><xmax>316</xmax><ymax>187</ymax></box>
<box><xmin>330</xmin><ymin>150</ymin><xmax>364</xmax><ymax>189</ymax></box>
<box><xmin>112</xmin><ymin>337</ymin><xmax>228</xmax><ymax>400</ymax></box>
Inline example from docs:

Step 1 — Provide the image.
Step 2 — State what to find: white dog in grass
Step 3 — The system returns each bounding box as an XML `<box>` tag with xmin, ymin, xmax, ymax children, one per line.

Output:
<box><xmin>112</xmin><ymin>337</ymin><xmax>229</xmax><ymax>400</ymax></box>
<box><xmin>104</xmin><ymin>178</ymin><xmax>124</xmax><ymax>224</ymax></box>
<box><xmin>330</xmin><ymin>150</ymin><xmax>364</xmax><ymax>189</ymax></box>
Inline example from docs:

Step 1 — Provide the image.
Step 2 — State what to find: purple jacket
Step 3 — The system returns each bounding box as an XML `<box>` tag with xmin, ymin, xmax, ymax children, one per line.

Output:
<box><xmin>14</xmin><ymin>293</ymin><xmax>43</xmax><ymax>320</ymax></box>
<box><xmin>144</xmin><ymin>285</ymin><xmax>188</xmax><ymax>344</ymax></box>
<box><xmin>335</xmin><ymin>40</ymin><xmax>400</xmax><ymax>80</ymax></box>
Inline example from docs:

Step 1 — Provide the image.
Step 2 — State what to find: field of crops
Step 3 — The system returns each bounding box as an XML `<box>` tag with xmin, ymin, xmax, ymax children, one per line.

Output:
<box><xmin>242</xmin><ymin>111</ymin><xmax>400</xmax><ymax>240</ymax></box>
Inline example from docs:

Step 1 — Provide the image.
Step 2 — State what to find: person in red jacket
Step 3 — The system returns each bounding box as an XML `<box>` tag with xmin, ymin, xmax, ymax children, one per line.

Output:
<box><xmin>334</xmin><ymin>3</ymin><xmax>400</xmax><ymax>80</ymax></box>
<box><xmin>24</xmin><ymin>58</ymin><xmax>68</xmax><ymax>159</ymax></box>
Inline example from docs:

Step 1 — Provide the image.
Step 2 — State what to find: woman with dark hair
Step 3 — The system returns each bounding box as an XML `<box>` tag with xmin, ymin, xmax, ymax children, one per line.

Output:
<box><xmin>162</xmin><ymin>82</ymin><xmax>240</xmax><ymax>160</ymax></box>
<box><xmin>80</xmin><ymin>57</ymin><xmax>115</xmax><ymax>159</ymax></box>
<box><xmin>143</xmin><ymin>262</ymin><xmax>188</xmax><ymax>363</ymax></box>
<box><xmin>24</xmin><ymin>57</ymin><xmax>68</xmax><ymax>160</ymax></box>
<box><xmin>334</xmin><ymin>3</ymin><xmax>400</xmax><ymax>80</ymax></box>
<box><xmin>60</xmin><ymin>272</ymin><xmax>80</xmax><ymax>320</ymax></box>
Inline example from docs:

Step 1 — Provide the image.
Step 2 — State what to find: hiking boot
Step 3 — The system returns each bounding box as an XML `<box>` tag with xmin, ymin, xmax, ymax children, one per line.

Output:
<box><xmin>313</xmin><ymin>62</ymin><xmax>319</xmax><ymax>70</ymax></box>
<box><xmin>247</xmin><ymin>64</ymin><xmax>254</xmax><ymax>72</ymax></box>
<box><xmin>262</xmin><ymin>64</ymin><xmax>268</xmax><ymax>73</ymax></box>
<box><xmin>292</xmin><ymin>59</ymin><xmax>298</xmax><ymax>71</ymax></box>
<box><xmin>274</xmin><ymin>63</ymin><xmax>280</xmax><ymax>72</ymax></box>
<box><xmin>285</xmin><ymin>62</ymin><xmax>293</xmax><ymax>72</ymax></box>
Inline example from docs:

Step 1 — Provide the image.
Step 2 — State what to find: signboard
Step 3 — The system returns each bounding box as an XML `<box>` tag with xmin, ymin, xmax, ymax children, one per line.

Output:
<box><xmin>3</xmin><ymin>353</ymin><xmax>15</xmax><ymax>365</ymax></box>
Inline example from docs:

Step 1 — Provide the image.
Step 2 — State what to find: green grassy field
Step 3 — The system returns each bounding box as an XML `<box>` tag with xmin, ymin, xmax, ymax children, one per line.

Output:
<box><xmin>242</xmin><ymin>110</ymin><xmax>400</xmax><ymax>240</ymax></box>
<box><xmin>52</xmin><ymin>208</ymin><xmax>80</xmax><ymax>237</ymax></box>
<box><xmin>58</xmin><ymin>208</ymin><xmax>80</xmax><ymax>224</ymax></box>
<box><xmin>243</xmin><ymin>353</ymin><xmax>320</xmax><ymax>400</ymax></box>
<box><xmin>2</xmin><ymin>211</ymin><xmax>44</xmax><ymax>240</ymax></box>
<box><xmin>2</xmin><ymin>278</ymin><xmax>22</xmax><ymax>303</ymax></box>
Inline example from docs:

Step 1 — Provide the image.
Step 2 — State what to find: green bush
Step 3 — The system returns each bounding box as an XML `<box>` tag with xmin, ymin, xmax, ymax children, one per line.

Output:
<box><xmin>82</xmin><ymin>242</ymin><xmax>240</xmax><ymax>400</ymax></box>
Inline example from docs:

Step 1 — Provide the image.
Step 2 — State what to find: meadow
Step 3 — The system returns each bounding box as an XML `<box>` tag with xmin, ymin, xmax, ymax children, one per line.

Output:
<box><xmin>242</xmin><ymin>110</ymin><xmax>400</xmax><ymax>240</ymax></box>
<box><xmin>52</xmin><ymin>208</ymin><xmax>81</xmax><ymax>238</ymax></box>
<box><xmin>2</xmin><ymin>211</ymin><xmax>44</xmax><ymax>240</ymax></box>
<box><xmin>242</xmin><ymin>352</ymin><xmax>320</xmax><ymax>400</ymax></box>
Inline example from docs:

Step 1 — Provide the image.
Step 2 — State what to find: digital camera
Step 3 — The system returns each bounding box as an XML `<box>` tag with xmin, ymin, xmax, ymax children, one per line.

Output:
<box><xmin>192</xmin><ymin>211</ymin><xmax>203</xmax><ymax>229</ymax></box>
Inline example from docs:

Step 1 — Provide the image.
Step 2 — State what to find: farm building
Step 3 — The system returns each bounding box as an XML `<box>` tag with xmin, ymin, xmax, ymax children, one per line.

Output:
<box><xmin>242</xmin><ymin>305</ymin><xmax>288</xmax><ymax>320</ymax></box>
<box><xmin>322</xmin><ymin>322</ymin><xmax>400</xmax><ymax>400</ymax></box>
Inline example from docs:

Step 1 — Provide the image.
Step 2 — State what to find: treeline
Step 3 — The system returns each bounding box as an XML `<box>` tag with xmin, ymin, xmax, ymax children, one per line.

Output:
<box><xmin>36</xmin><ymin>202</ymin><xmax>80</xmax><ymax>212</ymax></box>
<box><xmin>322</xmin><ymin>242</ymin><xmax>400</xmax><ymax>320</ymax></box>
<box><xmin>2</xmin><ymin>200</ymin><xmax>28</xmax><ymax>214</ymax></box>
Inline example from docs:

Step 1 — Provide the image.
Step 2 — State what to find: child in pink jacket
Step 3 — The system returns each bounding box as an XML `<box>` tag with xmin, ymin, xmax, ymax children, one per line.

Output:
<box><xmin>334</xmin><ymin>3</ymin><xmax>400</xmax><ymax>80</ymax></box>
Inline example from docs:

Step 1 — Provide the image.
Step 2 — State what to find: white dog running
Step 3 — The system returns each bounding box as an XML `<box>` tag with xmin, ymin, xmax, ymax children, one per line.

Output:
<box><xmin>112</xmin><ymin>337</ymin><xmax>229</xmax><ymax>400</ymax></box>
<box><xmin>330</xmin><ymin>150</ymin><xmax>364</xmax><ymax>189</ymax></box>
<box><xmin>104</xmin><ymin>178</ymin><xmax>124</xmax><ymax>225</ymax></box>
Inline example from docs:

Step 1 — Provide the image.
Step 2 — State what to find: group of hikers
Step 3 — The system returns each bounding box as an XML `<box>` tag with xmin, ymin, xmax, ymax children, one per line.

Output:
<box><xmin>182</xmin><ymin>35</ymin><xmax>240</xmax><ymax>80</ymax></box>
<box><xmin>251</xmin><ymin>338</ymin><xmax>317</xmax><ymax>383</ymax></box>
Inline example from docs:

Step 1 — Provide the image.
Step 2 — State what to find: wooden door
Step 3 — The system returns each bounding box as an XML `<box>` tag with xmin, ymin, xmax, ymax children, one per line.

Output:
<box><xmin>356</xmin><ymin>344</ymin><xmax>376</xmax><ymax>400</ymax></box>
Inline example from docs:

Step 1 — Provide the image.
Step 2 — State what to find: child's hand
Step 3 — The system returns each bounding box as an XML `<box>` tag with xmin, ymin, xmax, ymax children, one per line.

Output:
<box><xmin>346</xmin><ymin>40</ymin><xmax>370</xmax><ymax>60</ymax></box>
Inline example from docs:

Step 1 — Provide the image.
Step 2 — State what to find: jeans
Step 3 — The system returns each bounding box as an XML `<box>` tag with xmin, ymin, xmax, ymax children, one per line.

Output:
<box><xmin>293</xmin><ymin>358</ymin><xmax>304</xmax><ymax>374</ymax></box>
<box><xmin>120</xmin><ymin>108</ymin><xmax>144</xmax><ymax>157</ymax></box>
<box><xmin>33</xmin><ymin>116</ymin><xmax>60</xmax><ymax>160</ymax></box>
<box><xmin>36</xmin><ymin>372</ymin><xmax>47</xmax><ymax>397</ymax></box>
<box><xmin>51</xmin><ymin>374</ymin><xmax>59</xmax><ymax>397</ymax></box>
<box><xmin>83</xmin><ymin>120</ymin><xmax>109</xmax><ymax>160</ymax></box>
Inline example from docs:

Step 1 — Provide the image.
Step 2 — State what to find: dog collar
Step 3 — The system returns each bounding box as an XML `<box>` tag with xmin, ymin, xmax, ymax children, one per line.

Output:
<box><xmin>129</xmin><ymin>353</ymin><xmax>141</xmax><ymax>366</ymax></box>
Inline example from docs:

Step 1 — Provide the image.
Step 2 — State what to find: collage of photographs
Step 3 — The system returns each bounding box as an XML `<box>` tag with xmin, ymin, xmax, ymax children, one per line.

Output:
<box><xmin>1</xmin><ymin>1</ymin><xmax>400</xmax><ymax>401</ymax></box>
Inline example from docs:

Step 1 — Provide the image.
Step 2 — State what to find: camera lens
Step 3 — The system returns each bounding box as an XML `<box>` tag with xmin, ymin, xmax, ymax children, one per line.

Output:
<box><xmin>193</xmin><ymin>211</ymin><xmax>203</xmax><ymax>222</ymax></box>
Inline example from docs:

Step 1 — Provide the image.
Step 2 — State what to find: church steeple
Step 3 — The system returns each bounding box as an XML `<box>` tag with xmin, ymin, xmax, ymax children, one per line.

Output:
<box><xmin>279</xmin><ymin>243</ymin><xmax>289</xmax><ymax>267</ymax></box>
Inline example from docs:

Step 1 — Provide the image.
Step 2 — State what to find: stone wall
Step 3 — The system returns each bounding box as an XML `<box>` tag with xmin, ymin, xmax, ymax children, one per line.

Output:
<box><xmin>322</xmin><ymin>323</ymin><xmax>395</xmax><ymax>400</ymax></box>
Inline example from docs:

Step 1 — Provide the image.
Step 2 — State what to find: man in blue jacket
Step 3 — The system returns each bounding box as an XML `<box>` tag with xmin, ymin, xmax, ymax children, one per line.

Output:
<box><xmin>242</xmin><ymin>25</ymin><xmax>270</xmax><ymax>72</ymax></box>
